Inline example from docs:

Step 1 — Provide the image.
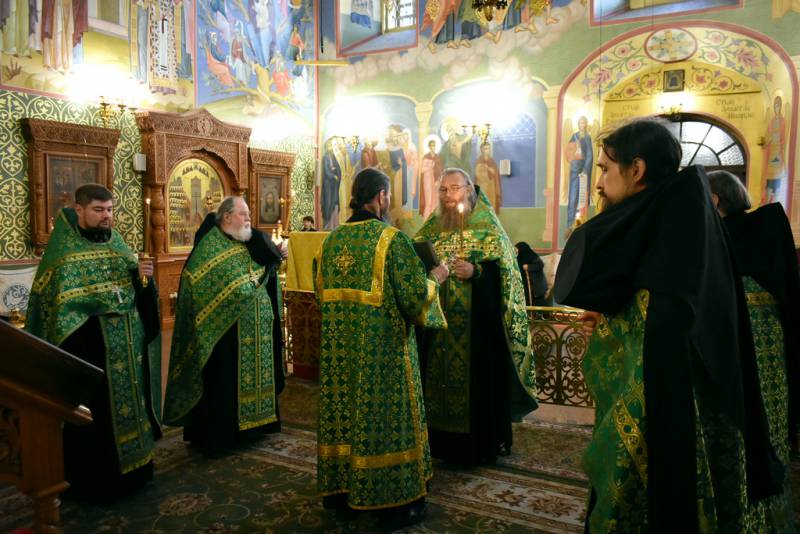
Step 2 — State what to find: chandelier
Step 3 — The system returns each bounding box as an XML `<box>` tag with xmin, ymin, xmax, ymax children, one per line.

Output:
<box><xmin>472</xmin><ymin>0</ymin><xmax>508</xmax><ymax>21</ymax></box>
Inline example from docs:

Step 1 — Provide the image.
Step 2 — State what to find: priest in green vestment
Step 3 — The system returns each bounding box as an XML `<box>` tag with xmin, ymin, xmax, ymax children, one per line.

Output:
<box><xmin>554</xmin><ymin>120</ymin><xmax>782</xmax><ymax>533</ymax></box>
<box><xmin>26</xmin><ymin>184</ymin><xmax>162</xmax><ymax>502</ymax></box>
<box><xmin>414</xmin><ymin>168</ymin><xmax>538</xmax><ymax>466</ymax></box>
<box><xmin>708</xmin><ymin>170</ymin><xmax>799</xmax><ymax>531</ymax></box>
<box><xmin>164</xmin><ymin>195</ymin><xmax>284</xmax><ymax>455</ymax></box>
<box><xmin>314</xmin><ymin>168</ymin><xmax>449</xmax><ymax>526</ymax></box>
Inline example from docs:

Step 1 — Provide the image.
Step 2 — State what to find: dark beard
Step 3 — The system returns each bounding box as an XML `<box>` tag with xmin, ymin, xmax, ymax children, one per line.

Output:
<box><xmin>438</xmin><ymin>203</ymin><xmax>472</xmax><ymax>232</ymax></box>
<box><xmin>79</xmin><ymin>226</ymin><xmax>112</xmax><ymax>243</ymax></box>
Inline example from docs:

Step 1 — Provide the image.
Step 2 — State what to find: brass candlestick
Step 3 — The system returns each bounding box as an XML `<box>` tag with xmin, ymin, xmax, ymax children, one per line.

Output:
<box><xmin>278</xmin><ymin>190</ymin><xmax>295</xmax><ymax>232</ymax></box>
<box><xmin>140</xmin><ymin>197</ymin><xmax>151</xmax><ymax>288</ymax></box>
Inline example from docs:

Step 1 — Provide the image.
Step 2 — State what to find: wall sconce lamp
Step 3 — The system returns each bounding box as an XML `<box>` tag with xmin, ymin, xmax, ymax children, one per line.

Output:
<box><xmin>462</xmin><ymin>123</ymin><xmax>492</xmax><ymax>143</ymax></box>
<box><xmin>461</xmin><ymin>122</ymin><xmax>492</xmax><ymax>143</ymax></box>
<box><xmin>98</xmin><ymin>96</ymin><xmax>132</xmax><ymax>128</ymax></box>
<box><xmin>660</xmin><ymin>103</ymin><xmax>683</xmax><ymax>121</ymax></box>
<box><xmin>331</xmin><ymin>134</ymin><xmax>360</xmax><ymax>152</ymax></box>
<box><xmin>657</xmin><ymin>91</ymin><xmax>685</xmax><ymax>121</ymax></box>
<box><xmin>347</xmin><ymin>135</ymin><xmax>360</xmax><ymax>152</ymax></box>
<box><xmin>472</xmin><ymin>0</ymin><xmax>508</xmax><ymax>21</ymax></box>
<box><xmin>474</xmin><ymin>123</ymin><xmax>492</xmax><ymax>144</ymax></box>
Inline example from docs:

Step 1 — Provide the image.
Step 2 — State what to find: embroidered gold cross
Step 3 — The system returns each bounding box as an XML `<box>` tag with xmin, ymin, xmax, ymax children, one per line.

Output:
<box><xmin>334</xmin><ymin>245</ymin><xmax>356</xmax><ymax>274</ymax></box>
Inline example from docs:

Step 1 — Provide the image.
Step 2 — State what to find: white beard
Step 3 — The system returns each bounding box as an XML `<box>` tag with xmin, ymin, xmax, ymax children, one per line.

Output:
<box><xmin>228</xmin><ymin>224</ymin><xmax>252</xmax><ymax>242</ymax></box>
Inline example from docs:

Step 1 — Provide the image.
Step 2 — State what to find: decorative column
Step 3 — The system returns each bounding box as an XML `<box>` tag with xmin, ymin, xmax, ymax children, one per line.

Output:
<box><xmin>541</xmin><ymin>86</ymin><xmax>560</xmax><ymax>247</ymax></box>
<box><xmin>415</xmin><ymin>101</ymin><xmax>434</xmax><ymax>219</ymax></box>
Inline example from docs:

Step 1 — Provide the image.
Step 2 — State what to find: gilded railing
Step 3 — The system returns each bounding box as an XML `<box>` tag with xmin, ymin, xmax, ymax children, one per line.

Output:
<box><xmin>528</xmin><ymin>306</ymin><xmax>593</xmax><ymax>407</ymax></box>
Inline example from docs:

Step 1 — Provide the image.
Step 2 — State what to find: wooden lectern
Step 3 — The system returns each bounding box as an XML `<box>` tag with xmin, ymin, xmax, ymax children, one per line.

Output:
<box><xmin>0</xmin><ymin>321</ymin><xmax>104</xmax><ymax>533</ymax></box>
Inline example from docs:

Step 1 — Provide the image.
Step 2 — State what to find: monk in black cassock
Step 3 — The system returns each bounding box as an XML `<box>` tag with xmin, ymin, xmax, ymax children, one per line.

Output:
<box><xmin>164</xmin><ymin>196</ymin><xmax>285</xmax><ymax>455</ymax></box>
<box><xmin>708</xmin><ymin>170</ymin><xmax>800</xmax><ymax>530</ymax></box>
<box><xmin>515</xmin><ymin>241</ymin><xmax>548</xmax><ymax>306</ymax></box>
<box><xmin>26</xmin><ymin>184</ymin><xmax>162</xmax><ymax>502</ymax></box>
<box><xmin>554</xmin><ymin>120</ymin><xmax>782</xmax><ymax>532</ymax></box>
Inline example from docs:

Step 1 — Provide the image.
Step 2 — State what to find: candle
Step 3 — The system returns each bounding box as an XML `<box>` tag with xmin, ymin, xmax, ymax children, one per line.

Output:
<box><xmin>143</xmin><ymin>197</ymin><xmax>151</xmax><ymax>255</ymax></box>
<box><xmin>457</xmin><ymin>202</ymin><xmax>465</xmax><ymax>256</ymax></box>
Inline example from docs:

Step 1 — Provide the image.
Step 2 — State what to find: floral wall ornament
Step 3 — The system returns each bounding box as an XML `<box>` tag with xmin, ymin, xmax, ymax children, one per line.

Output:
<box><xmin>645</xmin><ymin>28</ymin><xmax>698</xmax><ymax>63</ymax></box>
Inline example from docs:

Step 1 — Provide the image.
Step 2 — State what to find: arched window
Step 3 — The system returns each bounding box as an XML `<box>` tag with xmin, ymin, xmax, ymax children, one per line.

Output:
<box><xmin>664</xmin><ymin>115</ymin><xmax>747</xmax><ymax>183</ymax></box>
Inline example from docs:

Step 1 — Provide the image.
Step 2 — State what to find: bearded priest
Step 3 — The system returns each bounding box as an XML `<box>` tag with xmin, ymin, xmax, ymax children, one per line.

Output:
<box><xmin>415</xmin><ymin>168</ymin><xmax>538</xmax><ymax>466</ymax></box>
<box><xmin>164</xmin><ymin>195</ymin><xmax>285</xmax><ymax>455</ymax></box>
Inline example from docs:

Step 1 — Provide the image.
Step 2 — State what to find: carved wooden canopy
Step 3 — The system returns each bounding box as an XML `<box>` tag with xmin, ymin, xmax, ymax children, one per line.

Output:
<box><xmin>135</xmin><ymin>108</ymin><xmax>252</xmax><ymax>256</ymax></box>
<box><xmin>22</xmin><ymin>118</ymin><xmax>120</xmax><ymax>254</ymax></box>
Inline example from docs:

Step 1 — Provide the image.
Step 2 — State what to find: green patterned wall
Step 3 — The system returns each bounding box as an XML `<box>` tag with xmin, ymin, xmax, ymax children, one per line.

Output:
<box><xmin>0</xmin><ymin>88</ymin><xmax>317</xmax><ymax>262</ymax></box>
<box><xmin>0</xmin><ymin>89</ymin><xmax>144</xmax><ymax>261</ymax></box>
<box><xmin>249</xmin><ymin>136</ymin><xmax>316</xmax><ymax>233</ymax></box>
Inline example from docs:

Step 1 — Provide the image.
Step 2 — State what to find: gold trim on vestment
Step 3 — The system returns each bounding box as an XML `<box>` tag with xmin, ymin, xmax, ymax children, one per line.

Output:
<box><xmin>32</xmin><ymin>249</ymin><xmax>129</xmax><ymax>293</ymax></box>
<box><xmin>341</xmin><ymin>220</ymin><xmax>376</xmax><ymax>226</ymax></box>
<box><xmin>238</xmin><ymin>413</ymin><xmax>278</xmax><ymax>430</ymax></box>
<box><xmin>119</xmin><ymin>451</ymin><xmax>154</xmax><ymax>475</ymax></box>
<box><xmin>185</xmin><ymin>245</ymin><xmax>249</xmax><ymax>285</ymax></box>
<box><xmin>595</xmin><ymin>315</ymin><xmax>611</xmax><ymax>339</ymax></box>
<box><xmin>613</xmin><ymin>398</ymin><xmax>648</xmax><ymax>486</ymax></box>
<box><xmin>746</xmin><ymin>291</ymin><xmax>776</xmax><ymax>306</ymax></box>
<box><xmin>55</xmin><ymin>278</ymin><xmax>133</xmax><ymax>306</ymax></box>
<box><xmin>319</xmin><ymin>226</ymin><xmax>397</xmax><ymax>307</ymax></box>
<box><xmin>195</xmin><ymin>270</ymin><xmax>263</xmax><ymax>326</ymax></box>
<box><xmin>119</xmin><ymin>431</ymin><xmax>142</xmax><ymax>444</ymax></box>
<box><xmin>317</xmin><ymin>431</ymin><xmax>428</xmax><ymax>468</ymax></box>
<box><xmin>318</xmin><ymin>443</ymin><xmax>351</xmax><ymax>457</ymax></box>
<box><xmin>413</xmin><ymin>278</ymin><xmax>446</xmax><ymax>328</ymax></box>
<box><xmin>636</xmin><ymin>290</ymin><xmax>650</xmax><ymax>318</ymax></box>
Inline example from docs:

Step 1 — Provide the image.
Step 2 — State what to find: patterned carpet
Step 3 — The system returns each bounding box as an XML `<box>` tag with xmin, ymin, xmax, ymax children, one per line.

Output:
<box><xmin>1</xmin><ymin>378</ymin><xmax>589</xmax><ymax>533</ymax></box>
<box><xmin>2</xmin><ymin>378</ymin><xmax>798</xmax><ymax>532</ymax></box>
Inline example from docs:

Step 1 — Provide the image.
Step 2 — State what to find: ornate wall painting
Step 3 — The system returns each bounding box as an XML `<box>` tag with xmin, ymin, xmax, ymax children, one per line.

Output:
<box><xmin>336</xmin><ymin>0</ymin><xmax>417</xmax><ymax>56</ymax></box>
<box><xmin>0</xmin><ymin>0</ymin><xmax>193</xmax><ymax>110</ymax></box>
<box><xmin>320</xmin><ymin>94</ymin><xmax>419</xmax><ymax>230</ymax></box>
<box><xmin>590</xmin><ymin>0</ymin><xmax>741</xmax><ymax>25</ymax></box>
<box><xmin>129</xmin><ymin>0</ymin><xmax>196</xmax><ymax>103</ymax></box>
<box><xmin>559</xmin><ymin>114</ymin><xmax>599</xmax><ymax>230</ymax></box>
<box><xmin>196</xmin><ymin>0</ymin><xmax>315</xmax><ymax>129</ymax></box>
<box><xmin>558</xmin><ymin>22</ymin><xmax>797</xmax><ymax>247</ymax></box>
<box><xmin>338</xmin><ymin>0</ymin><xmax>381</xmax><ymax>50</ymax></box>
<box><xmin>772</xmin><ymin>0</ymin><xmax>800</xmax><ymax>18</ymax></box>
<box><xmin>427</xmin><ymin>80</ymin><xmax>547</xmax><ymax>212</ymax></box>
<box><xmin>420</xmin><ymin>0</ymin><xmax>574</xmax><ymax>52</ymax></box>
<box><xmin>166</xmin><ymin>158</ymin><xmax>224</xmax><ymax>252</ymax></box>
<box><xmin>761</xmin><ymin>92</ymin><xmax>790</xmax><ymax>205</ymax></box>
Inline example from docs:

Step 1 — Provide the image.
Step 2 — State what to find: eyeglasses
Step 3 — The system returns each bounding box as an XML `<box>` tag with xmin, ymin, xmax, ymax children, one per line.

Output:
<box><xmin>438</xmin><ymin>184</ymin><xmax>468</xmax><ymax>194</ymax></box>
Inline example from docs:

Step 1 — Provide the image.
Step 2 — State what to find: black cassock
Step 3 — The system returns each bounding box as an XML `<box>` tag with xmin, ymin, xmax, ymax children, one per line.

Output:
<box><xmin>61</xmin><ymin>241</ymin><xmax>161</xmax><ymax>501</ymax></box>
<box><xmin>182</xmin><ymin>215</ymin><xmax>285</xmax><ymax>454</ymax></box>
